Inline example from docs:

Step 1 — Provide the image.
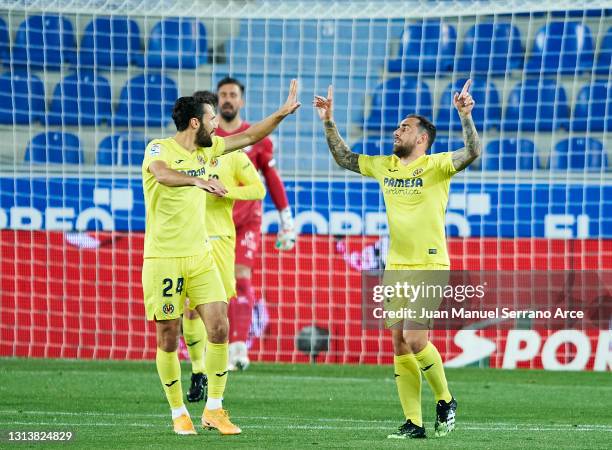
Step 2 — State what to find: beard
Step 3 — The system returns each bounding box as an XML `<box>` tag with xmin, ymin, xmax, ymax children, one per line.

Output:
<box><xmin>393</xmin><ymin>142</ymin><xmax>415</xmax><ymax>158</ymax></box>
<box><xmin>220</xmin><ymin>102</ymin><xmax>238</xmax><ymax>121</ymax></box>
<box><xmin>195</xmin><ymin>123</ymin><xmax>213</xmax><ymax>148</ymax></box>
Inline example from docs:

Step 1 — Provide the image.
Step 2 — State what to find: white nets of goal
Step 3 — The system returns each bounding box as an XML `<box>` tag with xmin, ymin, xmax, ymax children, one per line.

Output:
<box><xmin>0</xmin><ymin>0</ymin><xmax>610</xmax><ymax>370</ymax></box>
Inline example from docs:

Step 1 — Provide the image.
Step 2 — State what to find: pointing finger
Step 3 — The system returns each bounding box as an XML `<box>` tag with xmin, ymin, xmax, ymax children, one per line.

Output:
<box><xmin>460</xmin><ymin>79</ymin><xmax>472</xmax><ymax>96</ymax></box>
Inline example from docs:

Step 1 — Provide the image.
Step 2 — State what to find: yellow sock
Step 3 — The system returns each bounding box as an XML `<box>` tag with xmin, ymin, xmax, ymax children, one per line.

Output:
<box><xmin>414</xmin><ymin>342</ymin><xmax>452</xmax><ymax>403</ymax></box>
<box><xmin>394</xmin><ymin>354</ymin><xmax>422</xmax><ymax>426</ymax></box>
<box><xmin>205</xmin><ymin>342</ymin><xmax>229</xmax><ymax>400</ymax></box>
<box><xmin>183</xmin><ymin>316</ymin><xmax>207</xmax><ymax>374</ymax></box>
<box><xmin>156</xmin><ymin>348</ymin><xmax>183</xmax><ymax>409</ymax></box>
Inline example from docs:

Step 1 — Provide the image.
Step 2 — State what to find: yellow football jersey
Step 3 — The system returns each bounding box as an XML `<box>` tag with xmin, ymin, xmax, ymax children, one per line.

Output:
<box><xmin>206</xmin><ymin>150</ymin><xmax>265</xmax><ymax>237</ymax></box>
<box><xmin>358</xmin><ymin>152</ymin><xmax>457</xmax><ymax>266</ymax></box>
<box><xmin>142</xmin><ymin>136</ymin><xmax>226</xmax><ymax>258</ymax></box>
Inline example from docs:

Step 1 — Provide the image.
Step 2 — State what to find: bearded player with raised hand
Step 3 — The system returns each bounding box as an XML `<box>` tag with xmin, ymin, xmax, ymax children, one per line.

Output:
<box><xmin>142</xmin><ymin>80</ymin><xmax>300</xmax><ymax>436</ymax></box>
<box><xmin>314</xmin><ymin>80</ymin><xmax>480</xmax><ymax>439</ymax></box>
<box><xmin>214</xmin><ymin>77</ymin><xmax>297</xmax><ymax>371</ymax></box>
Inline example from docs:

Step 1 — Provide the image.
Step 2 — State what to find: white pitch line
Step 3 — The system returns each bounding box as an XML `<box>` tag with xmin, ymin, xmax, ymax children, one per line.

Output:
<box><xmin>1</xmin><ymin>420</ymin><xmax>611</xmax><ymax>433</ymax></box>
<box><xmin>236</xmin><ymin>374</ymin><xmax>376</xmax><ymax>383</ymax></box>
<box><xmin>450</xmin><ymin>380</ymin><xmax>612</xmax><ymax>391</ymax></box>
<box><xmin>0</xmin><ymin>410</ymin><xmax>611</xmax><ymax>432</ymax></box>
<box><xmin>4</xmin><ymin>369</ymin><xmax>611</xmax><ymax>391</ymax></box>
<box><xmin>0</xmin><ymin>369</ymin><xmax>378</xmax><ymax>384</ymax></box>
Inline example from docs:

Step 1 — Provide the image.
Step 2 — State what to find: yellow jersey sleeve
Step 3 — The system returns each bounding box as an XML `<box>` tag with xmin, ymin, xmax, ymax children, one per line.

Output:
<box><xmin>142</xmin><ymin>140</ymin><xmax>170</xmax><ymax>172</ymax></box>
<box><xmin>358</xmin><ymin>154</ymin><xmax>378</xmax><ymax>178</ymax></box>
<box><xmin>430</xmin><ymin>151</ymin><xmax>458</xmax><ymax>178</ymax></box>
<box><xmin>210</xmin><ymin>135</ymin><xmax>226</xmax><ymax>157</ymax></box>
<box><xmin>226</xmin><ymin>151</ymin><xmax>266</xmax><ymax>200</ymax></box>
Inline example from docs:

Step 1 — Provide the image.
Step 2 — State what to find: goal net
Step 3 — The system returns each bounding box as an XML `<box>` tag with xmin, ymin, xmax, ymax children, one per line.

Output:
<box><xmin>0</xmin><ymin>0</ymin><xmax>610</xmax><ymax>370</ymax></box>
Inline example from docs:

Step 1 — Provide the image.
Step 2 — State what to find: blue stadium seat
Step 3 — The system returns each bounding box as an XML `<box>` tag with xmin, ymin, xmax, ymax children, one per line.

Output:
<box><xmin>387</xmin><ymin>18</ymin><xmax>409</xmax><ymax>41</ymax></box>
<box><xmin>214</xmin><ymin>72</ymin><xmax>290</xmax><ymax>123</ymax></box>
<box><xmin>430</xmin><ymin>136</ymin><xmax>464</xmax><ymax>154</ymax></box>
<box><xmin>79</xmin><ymin>17</ymin><xmax>141</xmax><ymax>68</ymax></box>
<box><xmin>436</xmin><ymin>78</ymin><xmax>501</xmax><ymax>132</ymax></box>
<box><xmin>551</xmin><ymin>9</ymin><xmax>611</xmax><ymax>18</ymax></box>
<box><xmin>294</xmin><ymin>74</ymin><xmax>352</xmax><ymax>133</ymax></box>
<box><xmin>550</xmin><ymin>138</ymin><xmax>607</xmax><ymax>171</ymax></box>
<box><xmin>387</xmin><ymin>20</ymin><xmax>456</xmax><ymax>74</ymax></box>
<box><xmin>223</xmin><ymin>19</ymin><xmax>291</xmax><ymax>74</ymax></box>
<box><xmin>114</xmin><ymin>73</ymin><xmax>178</xmax><ymax>127</ymax></box>
<box><xmin>48</xmin><ymin>72</ymin><xmax>112</xmax><ymax>126</ymax></box>
<box><xmin>595</xmin><ymin>26</ymin><xmax>612</xmax><ymax>75</ymax></box>
<box><xmin>482</xmin><ymin>139</ymin><xmax>539</xmax><ymax>170</ymax></box>
<box><xmin>0</xmin><ymin>17</ymin><xmax>9</xmax><ymax>63</ymax></box>
<box><xmin>24</xmin><ymin>132</ymin><xmax>83</xmax><ymax>164</ymax></box>
<box><xmin>503</xmin><ymin>78</ymin><xmax>569</xmax><ymax>132</ymax></box>
<box><xmin>214</xmin><ymin>72</ymin><xmax>370</xmax><ymax>135</ymax></box>
<box><xmin>276</xmin><ymin>133</ymin><xmax>335</xmax><ymax>173</ymax></box>
<box><xmin>343</xmin><ymin>75</ymin><xmax>377</xmax><ymax>125</ymax></box>
<box><xmin>457</xmin><ymin>22</ymin><xmax>523</xmax><ymax>74</ymax></box>
<box><xmin>297</xmin><ymin>19</ymin><xmax>388</xmax><ymax>75</ymax></box>
<box><xmin>365</xmin><ymin>77</ymin><xmax>433</xmax><ymax>132</ymax></box>
<box><xmin>229</xmin><ymin>73</ymin><xmax>348</xmax><ymax>136</ymax></box>
<box><xmin>296</xmin><ymin>20</ymin><xmax>332</xmax><ymax>74</ymax></box>
<box><xmin>138</xmin><ymin>18</ymin><xmax>207</xmax><ymax>68</ymax></box>
<box><xmin>224</xmin><ymin>18</ymin><xmax>391</xmax><ymax>77</ymax></box>
<box><xmin>526</xmin><ymin>22</ymin><xmax>594</xmax><ymax>74</ymax></box>
<box><xmin>351</xmin><ymin>136</ymin><xmax>394</xmax><ymax>156</ymax></box>
<box><xmin>0</xmin><ymin>71</ymin><xmax>45</xmax><ymax>124</ymax></box>
<box><xmin>12</xmin><ymin>15</ymin><xmax>76</xmax><ymax>70</ymax></box>
<box><xmin>97</xmin><ymin>133</ymin><xmax>148</xmax><ymax>166</ymax></box>
<box><xmin>572</xmin><ymin>81</ymin><xmax>611</xmax><ymax>132</ymax></box>
<box><xmin>358</xmin><ymin>19</ymin><xmax>393</xmax><ymax>74</ymax></box>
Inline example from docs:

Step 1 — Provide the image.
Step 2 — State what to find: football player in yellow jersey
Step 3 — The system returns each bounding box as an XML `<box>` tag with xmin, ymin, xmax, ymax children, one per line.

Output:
<box><xmin>181</xmin><ymin>90</ymin><xmax>266</xmax><ymax>404</ymax></box>
<box><xmin>315</xmin><ymin>80</ymin><xmax>480</xmax><ymax>439</ymax></box>
<box><xmin>142</xmin><ymin>82</ymin><xmax>300</xmax><ymax>436</ymax></box>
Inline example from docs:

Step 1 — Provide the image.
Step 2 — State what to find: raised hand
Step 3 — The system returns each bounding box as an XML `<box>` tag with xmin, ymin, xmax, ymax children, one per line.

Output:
<box><xmin>279</xmin><ymin>79</ymin><xmax>301</xmax><ymax>116</ymax></box>
<box><xmin>453</xmin><ymin>79</ymin><xmax>475</xmax><ymax>117</ymax></box>
<box><xmin>313</xmin><ymin>85</ymin><xmax>334</xmax><ymax>122</ymax></box>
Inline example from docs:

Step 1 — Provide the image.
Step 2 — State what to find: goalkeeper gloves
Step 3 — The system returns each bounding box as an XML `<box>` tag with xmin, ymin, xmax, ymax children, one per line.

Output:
<box><xmin>275</xmin><ymin>207</ymin><xmax>296</xmax><ymax>251</ymax></box>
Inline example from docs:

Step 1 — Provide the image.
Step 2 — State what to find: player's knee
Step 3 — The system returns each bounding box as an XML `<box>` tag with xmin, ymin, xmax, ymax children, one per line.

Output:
<box><xmin>206</xmin><ymin>320</ymin><xmax>228</xmax><ymax>344</ymax></box>
<box><xmin>403</xmin><ymin>334</ymin><xmax>427</xmax><ymax>354</ymax></box>
<box><xmin>391</xmin><ymin>333</ymin><xmax>404</xmax><ymax>350</ymax></box>
<box><xmin>391</xmin><ymin>329</ymin><xmax>409</xmax><ymax>355</ymax></box>
<box><xmin>157</xmin><ymin>328</ymin><xmax>180</xmax><ymax>352</ymax></box>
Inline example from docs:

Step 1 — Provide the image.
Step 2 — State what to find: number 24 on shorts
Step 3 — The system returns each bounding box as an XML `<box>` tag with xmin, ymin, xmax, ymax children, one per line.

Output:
<box><xmin>162</xmin><ymin>277</ymin><xmax>184</xmax><ymax>297</ymax></box>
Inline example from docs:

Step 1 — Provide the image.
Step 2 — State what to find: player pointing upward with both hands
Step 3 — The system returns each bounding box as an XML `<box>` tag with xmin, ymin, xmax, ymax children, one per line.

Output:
<box><xmin>314</xmin><ymin>80</ymin><xmax>481</xmax><ymax>439</ymax></box>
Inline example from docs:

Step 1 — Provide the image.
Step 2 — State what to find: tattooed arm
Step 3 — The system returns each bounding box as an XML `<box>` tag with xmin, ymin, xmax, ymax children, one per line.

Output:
<box><xmin>450</xmin><ymin>79</ymin><xmax>482</xmax><ymax>172</ymax></box>
<box><xmin>324</xmin><ymin>120</ymin><xmax>360</xmax><ymax>174</ymax></box>
<box><xmin>452</xmin><ymin>114</ymin><xmax>481</xmax><ymax>172</ymax></box>
<box><xmin>314</xmin><ymin>85</ymin><xmax>361</xmax><ymax>174</ymax></box>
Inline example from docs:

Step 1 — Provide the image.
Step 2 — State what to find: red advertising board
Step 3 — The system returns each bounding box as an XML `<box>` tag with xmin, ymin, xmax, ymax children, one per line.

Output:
<box><xmin>0</xmin><ymin>231</ymin><xmax>610</xmax><ymax>371</ymax></box>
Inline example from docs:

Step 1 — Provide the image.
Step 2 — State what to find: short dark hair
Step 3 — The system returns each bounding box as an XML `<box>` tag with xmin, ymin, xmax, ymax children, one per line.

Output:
<box><xmin>408</xmin><ymin>114</ymin><xmax>436</xmax><ymax>150</ymax></box>
<box><xmin>193</xmin><ymin>90</ymin><xmax>218</xmax><ymax>110</ymax></box>
<box><xmin>216</xmin><ymin>76</ymin><xmax>245</xmax><ymax>95</ymax></box>
<box><xmin>172</xmin><ymin>96</ymin><xmax>204</xmax><ymax>132</ymax></box>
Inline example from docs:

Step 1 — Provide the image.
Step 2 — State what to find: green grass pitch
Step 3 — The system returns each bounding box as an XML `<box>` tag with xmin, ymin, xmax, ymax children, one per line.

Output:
<box><xmin>0</xmin><ymin>358</ymin><xmax>610</xmax><ymax>449</ymax></box>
